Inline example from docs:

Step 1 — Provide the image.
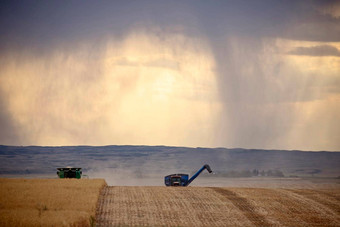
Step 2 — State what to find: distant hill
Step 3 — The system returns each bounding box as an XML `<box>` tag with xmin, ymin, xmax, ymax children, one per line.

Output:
<box><xmin>0</xmin><ymin>145</ymin><xmax>339</xmax><ymax>179</ymax></box>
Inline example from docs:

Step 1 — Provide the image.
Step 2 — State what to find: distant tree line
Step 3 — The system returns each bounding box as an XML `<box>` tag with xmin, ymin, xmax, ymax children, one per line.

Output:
<box><xmin>203</xmin><ymin>169</ymin><xmax>285</xmax><ymax>178</ymax></box>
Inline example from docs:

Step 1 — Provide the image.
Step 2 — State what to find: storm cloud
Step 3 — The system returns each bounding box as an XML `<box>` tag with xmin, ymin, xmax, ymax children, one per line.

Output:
<box><xmin>0</xmin><ymin>0</ymin><xmax>339</xmax><ymax>150</ymax></box>
<box><xmin>288</xmin><ymin>45</ymin><xmax>340</xmax><ymax>57</ymax></box>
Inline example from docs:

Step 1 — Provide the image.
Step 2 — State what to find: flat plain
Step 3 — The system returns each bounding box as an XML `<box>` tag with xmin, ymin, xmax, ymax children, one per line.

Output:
<box><xmin>1</xmin><ymin>178</ymin><xmax>339</xmax><ymax>226</ymax></box>
<box><xmin>96</xmin><ymin>186</ymin><xmax>340</xmax><ymax>226</ymax></box>
<box><xmin>0</xmin><ymin>178</ymin><xmax>106</xmax><ymax>227</ymax></box>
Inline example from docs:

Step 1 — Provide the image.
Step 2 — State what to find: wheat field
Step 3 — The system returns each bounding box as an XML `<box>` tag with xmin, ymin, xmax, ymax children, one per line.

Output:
<box><xmin>96</xmin><ymin>186</ymin><xmax>340</xmax><ymax>226</ymax></box>
<box><xmin>1</xmin><ymin>178</ymin><xmax>339</xmax><ymax>226</ymax></box>
<box><xmin>0</xmin><ymin>178</ymin><xmax>106</xmax><ymax>227</ymax></box>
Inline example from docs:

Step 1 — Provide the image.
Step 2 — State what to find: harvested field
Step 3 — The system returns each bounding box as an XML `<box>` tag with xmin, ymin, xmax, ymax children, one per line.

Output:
<box><xmin>96</xmin><ymin>186</ymin><xmax>340</xmax><ymax>226</ymax></box>
<box><xmin>0</xmin><ymin>178</ymin><xmax>106</xmax><ymax>227</ymax></box>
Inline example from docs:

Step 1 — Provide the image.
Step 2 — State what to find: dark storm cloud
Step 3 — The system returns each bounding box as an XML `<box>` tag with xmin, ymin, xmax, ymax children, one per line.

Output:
<box><xmin>288</xmin><ymin>45</ymin><xmax>340</xmax><ymax>57</ymax></box>
<box><xmin>279</xmin><ymin>0</ymin><xmax>340</xmax><ymax>42</ymax></box>
<box><xmin>283</xmin><ymin>15</ymin><xmax>340</xmax><ymax>42</ymax></box>
<box><xmin>1</xmin><ymin>0</ymin><xmax>339</xmax><ymax>52</ymax></box>
<box><xmin>198</xmin><ymin>0</ymin><xmax>340</xmax><ymax>149</ymax></box>
<box><xmin>0</xmin><ymin>0</ymin><xmax>339</xmax><ymax>149</ymax></box>
<box><xmin>0</xmin><ymin>0</ymin><xmax>199</xmax><ymax>53</ymax></box>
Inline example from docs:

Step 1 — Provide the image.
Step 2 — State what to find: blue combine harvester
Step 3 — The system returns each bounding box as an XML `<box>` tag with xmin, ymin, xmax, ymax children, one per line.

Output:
<box><xmin>164</xmin><ymin>164</ymin><xmax>213</xmax><ymax>186</ymax></box>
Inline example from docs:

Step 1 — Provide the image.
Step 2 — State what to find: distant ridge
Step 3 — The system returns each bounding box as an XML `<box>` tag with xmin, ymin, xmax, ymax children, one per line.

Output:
<box><xmin>0</xmin><ymin>145</ymin><xmax>339</xmax><ymax>178</ymax></box>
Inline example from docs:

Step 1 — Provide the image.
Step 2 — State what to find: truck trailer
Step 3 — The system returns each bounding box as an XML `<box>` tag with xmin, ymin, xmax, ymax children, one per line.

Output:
<box><xmin>164</xmin><ymin>164</ymin><xmax>212</xmax><ymax>186</ymax></box>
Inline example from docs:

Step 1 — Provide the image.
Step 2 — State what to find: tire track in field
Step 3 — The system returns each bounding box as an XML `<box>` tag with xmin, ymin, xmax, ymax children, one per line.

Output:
<box><xmin>211</xmin><ymin>187</ymin><xmax>272</xmax><ymax>227</ymax></box>
<box><xmin>284</xmin><ymin>189</ymin><xmax>340</xmax><ymax>216</ymax></box>
<box><xmin>95</xmin><ymin>186</ymin><xmax>254</xmax><ymax>226</ymax></box>
<box><xmin>95</xmin><ymin>186</ymin><xmax>340</xmax><ymax>226</ymax></box>
<box><xmin>95</xmin><ymin>186</ymin><xmax>109</xmax><ymax>226</ymax></box>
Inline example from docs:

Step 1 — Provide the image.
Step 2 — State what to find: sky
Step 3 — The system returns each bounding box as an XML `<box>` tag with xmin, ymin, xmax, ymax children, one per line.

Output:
<box><xmin>0</xmin><ymin>0</ymin><xmax>339</xmax><ymax>151</ymax></box>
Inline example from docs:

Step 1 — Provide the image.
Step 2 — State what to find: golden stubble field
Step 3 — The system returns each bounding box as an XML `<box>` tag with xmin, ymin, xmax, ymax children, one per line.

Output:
<box><xmin>96</xmin><ymin>186</ymin><xmax>340</xmax><ymax>226</ymax></box>
<box><xmin>1</xmin><ymin>178</ymin><xmax>339</xmax><ymax>226</ymax></box>
<box><xmin>0</xmin><ymin>178</ymin><xmax>106</xmax><ymax>227</ymax></box>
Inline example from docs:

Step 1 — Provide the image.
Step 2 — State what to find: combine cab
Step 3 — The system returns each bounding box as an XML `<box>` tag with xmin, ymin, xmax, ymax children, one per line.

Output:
<box><xmin>164</xmin><ymin>164</ymin><xmax>212</xmax><ymax>186</ymax></box>
<box><xmin>57</xmin><ymin>167</ymin><xmax>82</xmax><ymax>179</ymax></box>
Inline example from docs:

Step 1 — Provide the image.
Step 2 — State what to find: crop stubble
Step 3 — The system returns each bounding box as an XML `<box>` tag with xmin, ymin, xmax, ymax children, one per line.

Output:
<box><xmin>96</xmin><ymin>186</ymin><xmax>340</xmax><ymax>226</ymax></box>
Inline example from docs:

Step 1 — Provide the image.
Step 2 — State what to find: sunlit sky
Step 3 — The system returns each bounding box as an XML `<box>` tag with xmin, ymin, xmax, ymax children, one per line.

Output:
<box><xmin>0</xmin><ymin>1</ymin><xmax>339</xmax><ymax>151</ymax></box>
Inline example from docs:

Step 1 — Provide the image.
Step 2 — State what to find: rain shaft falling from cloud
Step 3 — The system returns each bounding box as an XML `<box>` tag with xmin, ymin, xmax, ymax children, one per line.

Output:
<box><xmin>0</xmin><ymin>29</ymin><xmax>220</xmax><ymax>147</ymax></box>
<box><xmin>0</xmin><ymin>0</ymin><xmax>339</xmax><ymax>150</ymax></box>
